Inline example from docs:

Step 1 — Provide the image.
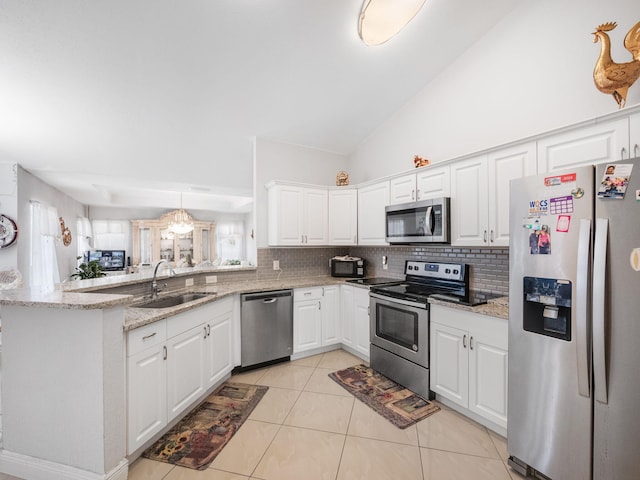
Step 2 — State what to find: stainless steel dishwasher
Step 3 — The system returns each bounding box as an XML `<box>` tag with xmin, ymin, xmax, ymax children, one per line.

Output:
<box><xmin>240</xmin><ymin>289</ymin><xmax>293</xmax><ymax>368</ymax></box>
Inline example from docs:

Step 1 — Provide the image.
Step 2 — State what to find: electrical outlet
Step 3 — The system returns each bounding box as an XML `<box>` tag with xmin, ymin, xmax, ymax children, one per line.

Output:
<box><xmin>185</xmin><ymin>278</ymin><xmax>194</xmax><ymax>287</ymax></box>
<box><xmin>273</xmin><ymin>260</ymin><xmax>280</xmax><ymax>270</ymax></box>
<box><xmin>382</xmin><ymin>255</ymin><xmax>388</xmax><ymax>270</ymax></box>
<box><xmin>206</xmin><ymin>275</ymin><xmax>217</xmax><ymax>284</ymax></box>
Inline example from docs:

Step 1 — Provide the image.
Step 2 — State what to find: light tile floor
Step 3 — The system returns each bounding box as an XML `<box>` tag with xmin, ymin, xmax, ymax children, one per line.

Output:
<box><xmin>0</xmin><ymin>349</ymin><xmax>527</xmax><ymax>480</ymax></box>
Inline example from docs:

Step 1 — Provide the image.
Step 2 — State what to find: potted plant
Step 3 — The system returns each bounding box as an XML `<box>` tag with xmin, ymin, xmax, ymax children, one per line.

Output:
<box><xmin>71</xmin><ymin>257</ymin><xmax>106</xmax><ymax>280</ymax></box>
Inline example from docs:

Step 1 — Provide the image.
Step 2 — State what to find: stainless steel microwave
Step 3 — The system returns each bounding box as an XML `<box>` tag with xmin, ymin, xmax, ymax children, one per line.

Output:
<box><xmin>330</xmin><ymin>256</ymin><xmax>366</xmax><ymax>278</ymax></box>
<box><xmin>385</xmin><ymin>197</ymin><xmax>450</xmax><ymax>244</ymax></box>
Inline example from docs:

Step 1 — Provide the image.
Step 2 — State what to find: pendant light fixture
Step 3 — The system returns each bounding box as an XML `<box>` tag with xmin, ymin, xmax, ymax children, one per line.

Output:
<box><xmin>358</xmin><ymin>0</ymin><xmax>427</xmax><ymax>46</ymax></box>
<box><xmin>168</xmin><ymin>192</ymin><xmax>194</xmax><ymax>235</ymax></box>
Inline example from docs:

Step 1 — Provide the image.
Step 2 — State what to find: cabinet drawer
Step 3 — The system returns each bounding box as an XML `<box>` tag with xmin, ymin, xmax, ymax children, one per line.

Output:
<box><xmin>294</xmin><ymin>287</ymin><xmax>322</xmax><ymax>302</ymax></box>
<box><xmin>127</xmin><ymin>319</ymin><xmax>167</xmax><ymax>357</ymax></box>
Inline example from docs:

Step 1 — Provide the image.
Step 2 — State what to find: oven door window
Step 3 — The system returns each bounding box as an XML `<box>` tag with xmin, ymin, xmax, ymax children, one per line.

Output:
<box><xmin>375</xmin><ymin>303</ymin><xmax>419</xmax><ymax>350</ymax></box>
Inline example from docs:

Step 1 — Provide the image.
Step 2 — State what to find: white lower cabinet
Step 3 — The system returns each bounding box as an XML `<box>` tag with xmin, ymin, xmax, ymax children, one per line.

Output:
<box><xmin>430</xmin><ymin>304</ymin><xmax>508</xmax><ymax>430</ymax></box>
<box><xmin>293</xmin><ymin>286</ymin><xmax>340</xmax><ymax>353</ymax></box>
<box><xmin>127</xmin><ymin>298</ymin><xmax>234</xmax><ymax>455</ymax></box>
<box><xmin>166</xmin><ymin>324</ymin><xmax>206</xmax><ymax>422</ymax></box>
<box><xmin>339</xmin><ymin>284</ymin><xmax>370</xmax><ymax>361</ymax></box>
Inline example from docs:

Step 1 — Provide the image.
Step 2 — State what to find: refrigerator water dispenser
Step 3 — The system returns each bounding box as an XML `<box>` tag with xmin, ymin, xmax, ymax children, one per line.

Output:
<box><xmin>523</xmin><ymin>276</ymin><xmax>572</xmax><ymax>341</ymax></box>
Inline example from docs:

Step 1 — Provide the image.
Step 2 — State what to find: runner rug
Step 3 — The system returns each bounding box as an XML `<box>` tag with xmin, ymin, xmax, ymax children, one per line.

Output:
<box><xmin>142</xmin><ymin>382</ymin><xmax>268</xmax><ymax>470</ymax></box>
<box><xmin>328</xmin><ymin>364</ymin><xmax>439</xmax><ymax>429</ymax></box>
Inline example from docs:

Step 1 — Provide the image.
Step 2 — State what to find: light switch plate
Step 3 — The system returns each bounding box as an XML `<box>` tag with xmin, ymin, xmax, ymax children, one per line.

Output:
<box><xmin>185</xmin><ymin>278</ymin><xmax>194</xmax><ymax>287</ymax></box>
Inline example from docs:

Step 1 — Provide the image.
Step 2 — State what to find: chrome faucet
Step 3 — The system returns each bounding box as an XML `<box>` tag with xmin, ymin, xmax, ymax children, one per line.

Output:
<box><xmin>151</xmin><ymin>259</ymin><xmax>175</xmax><ymax>299</ymax></box>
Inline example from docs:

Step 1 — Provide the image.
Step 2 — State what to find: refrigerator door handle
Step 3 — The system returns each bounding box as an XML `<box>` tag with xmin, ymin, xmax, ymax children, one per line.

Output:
<box><xmin>593</xmin><ymin>218</ymin><xmax>608</xmax><ymax>404</ymax></box>
<box><xmin>576</xmin><ymin>219</ymin><xmax>591</xmax><ymax>398</ymax></box>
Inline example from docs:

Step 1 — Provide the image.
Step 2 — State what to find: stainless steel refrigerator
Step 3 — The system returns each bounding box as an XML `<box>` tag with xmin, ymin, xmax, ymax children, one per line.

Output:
<box><xmin>507</xmin><ymin>157</ymin><xmax>640</xmax><ymax>480</ymax></box>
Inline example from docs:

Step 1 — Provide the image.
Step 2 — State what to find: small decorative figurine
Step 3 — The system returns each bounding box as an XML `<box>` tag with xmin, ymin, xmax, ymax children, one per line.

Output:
<box><xmin>336</xmin><ymin>171</ymin><xmax>349</xmax><ymax>186</ymax></box>
<box><xmin>59</xmin><ymin>217</ymin><xmax>72</xmax><ymax>247</ymax></box>
<box><xmin>414</xmin><ymin>155</ymin><xmax>431</xmax><ymax>168</ymax></box>
<box><xmin>592</xmin><ymin>20</ymin><xmax>640</xmax><ymax>108</ymax></box>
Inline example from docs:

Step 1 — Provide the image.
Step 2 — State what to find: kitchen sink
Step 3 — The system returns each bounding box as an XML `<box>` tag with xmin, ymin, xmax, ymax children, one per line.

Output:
<box><xmin>136</xmin><ymin>293</ymin><xmax>213</xmax><ymax>309</ymax></box>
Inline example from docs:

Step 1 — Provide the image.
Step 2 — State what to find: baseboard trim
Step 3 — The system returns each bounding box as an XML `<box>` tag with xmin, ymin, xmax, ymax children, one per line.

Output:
<box><xmin>0</xmin><ymin>449</ymin><xmax>128</xmax><ymax>480</ymax></box>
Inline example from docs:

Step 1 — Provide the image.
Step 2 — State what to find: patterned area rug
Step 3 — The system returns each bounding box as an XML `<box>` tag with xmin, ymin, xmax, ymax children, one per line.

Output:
<box><xmin>142</xmin><ymin>382</ymin><xmax>268</xmax><ymax>470</ymax></box>
<box><xmin>329</xmin><ymin>364</ymin><xmax>439</xmax><ymax>429</ymax></box>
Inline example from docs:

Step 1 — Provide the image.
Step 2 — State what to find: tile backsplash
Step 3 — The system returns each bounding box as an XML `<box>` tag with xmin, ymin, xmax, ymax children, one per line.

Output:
<box><xmin>256</xmin><ymin>245</ymin><xmax>509</xmax><ymax>296</ymax></box>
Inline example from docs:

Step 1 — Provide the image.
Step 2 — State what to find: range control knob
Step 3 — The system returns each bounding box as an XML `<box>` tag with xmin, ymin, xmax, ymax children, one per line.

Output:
<box><xmin>445</xmin><ymin>268</ymin><xmax>451</xmax><ymax>274</ymax></box>
<box><xmin>453</xmin><ymin>269</ymin><xmax>459</xmax><ymax>275</ymax></box>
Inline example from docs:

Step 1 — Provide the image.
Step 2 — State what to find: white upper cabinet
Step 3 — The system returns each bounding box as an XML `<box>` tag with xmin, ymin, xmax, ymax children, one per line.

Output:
<box><xmin>389</xmin><ymin>165</ymin><xmax>451</xmax><ymax>205</ymax></box>
<box><xmin>537</xmin><ymin>118</ymin><xmax>629</xmax><ymax>172</ymax></box>
<box><xmin>389</xmin><ymin>174</ymin><xmax>417</xmax><ymax>204</ymax></box>
<box><xmin>328</xmin><ymin>188</ymin><xmax>358</xmax><ymax>245</ymax></box>
<box><xmin>452</xmin><ymin>142</ymin><xmax>535</xmax><ymax>246</ymax></box>
<box><xmin>487</xmin><ymin>142</ymin><xmax>537</xmax><ymax>246</ymax></box>
<box><xmin>357</xmin><ymin>181</ymin><xmax>390</xmax><ymax>245</ymax></box>
<box><xmin>267</xmin><ymin>182</ymin><xmax>328</xmax><ymax>246</ymax></box>
<box><xmin>451</xmin><ymin>155</ymin><xmax>489</xmax><ymax>246</ymax></box>
<box><xmin>416</xmin><ymin>164</ymin><xmax>451</xmax><ymax>200</ymax></box>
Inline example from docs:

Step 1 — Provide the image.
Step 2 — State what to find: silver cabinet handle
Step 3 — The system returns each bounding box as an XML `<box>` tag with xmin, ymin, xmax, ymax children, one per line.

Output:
<box><xmin>412</xmin><ymin>189</ymin><xmax>415</xmax><ymax>200</ymax></box>
<box><xmin>318</xmin><ymin>301</ymin><xmax>321</xmax><ymax>310</ymax></box>
<box><xmin>483</xmin><ymin>230</ymin><xmax>487</xmax><ymax>243</ymax></box>
<box><xmin>203</xmin><ymin>325</ymin><xmax>208</xmax><ymax>339</ymax></box>
<box><xmin>469</xmin><ymin>336</ymin><xmax>474</xmax><ymax>350</ymax></box>
<box><xmin>163</xmin><ymin>345</ymin><xmax>167</xmax><ymax>360</ymax></box>
<box><xmin>576</xmin><ymin>219</ymin><xmax>591</xmax><ymax>397</ymax></box>
<box><xmin>207</xmin><ymin>324</ymin><xmax>211</xmax><ymax>337</ymax></box>
<box><xmin>463</xmin><ymin>334</ymin><xmax>467</xmax><ymax>348</ymax></box>
<box><xmin>593</xmin><ymin>218</ymin><xmax>608</xmax><ymax>404</ymax></box>
<box><xmin>142</xmin><ymin>332</ymin><xmax>157</xmax><ymax>341</ymax></box>
<box><xmin>635</xmin><ymin>144</ymin><xmax>639</xmax><ymax>157</ymax></box>
<box><xmin>490</xmin><ymin>230</ymin><xmax>494</xmax><ymax>243</ymax></box>
<box><xmin>621</xmin><ymin>147</ymin><xmax>627</xmax><ymax>159</ymax></box>
<box><xmin>416</xmin><ymin>189</ymin><xmax>421</xmax><ymax>200</ymax></box>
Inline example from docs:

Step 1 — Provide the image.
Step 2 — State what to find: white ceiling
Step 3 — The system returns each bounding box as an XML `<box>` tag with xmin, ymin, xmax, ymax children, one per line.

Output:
<box><xmin>0</xmin><ymin>0</ymin><xmax>521</xmax><ymax>213</ymax></box>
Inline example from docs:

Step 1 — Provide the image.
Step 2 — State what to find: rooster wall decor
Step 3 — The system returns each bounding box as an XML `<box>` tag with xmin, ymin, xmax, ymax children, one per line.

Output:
<box><xmin>592</xmin><ymin>20</ymin><xmax>640</xmax><ymax>108</ymax></box>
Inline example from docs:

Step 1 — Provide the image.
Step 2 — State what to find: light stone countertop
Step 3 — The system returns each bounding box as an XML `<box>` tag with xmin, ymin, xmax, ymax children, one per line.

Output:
<box><xmin>428</xmin><ymin>295</ymin><xmax>509</xmax><ymax>320</ymax></box>
<box><xmin>1</xmin><ymin>274</ymin><xmax>508</xmax><ymax>329</ymax></box>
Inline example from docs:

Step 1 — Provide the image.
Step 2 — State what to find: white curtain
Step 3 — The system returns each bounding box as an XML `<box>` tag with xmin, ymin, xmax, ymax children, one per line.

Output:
<box><xmin>215</xmin><ymin>221</ymin><xmax>245</xmax><ymax>263</ymax></box>
<box><xmin>76</xmin><ymin>217</ymin><xmax>93</xmax><ymax>261</ymax></box>
<box><xmin>91</xmin><ymin>220</ymin><xmax>129</xmax><ymax>251</ymax></box>
<box><xmin>30</xmin><ymin>201</ymin><xmax>61</xmax><ymax>291</ymax></box>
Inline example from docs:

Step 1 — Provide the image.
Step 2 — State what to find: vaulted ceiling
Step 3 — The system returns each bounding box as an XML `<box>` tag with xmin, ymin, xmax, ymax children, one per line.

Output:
<box><xmin>0</xmin><ymin>0</ymin><xmax>521</xmax><ymax>212</ymax></box>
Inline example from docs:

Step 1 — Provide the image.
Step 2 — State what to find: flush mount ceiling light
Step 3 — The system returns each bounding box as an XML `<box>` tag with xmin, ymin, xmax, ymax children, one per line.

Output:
<box><xmin>168</xmin><ymin>192</ymin><xmax>194</xmax><ymax>235</ymax></box>
<box><xmin>358</xmin><ymin>0</ymin><xmax>427</xmax><ymax>46</ymax></box>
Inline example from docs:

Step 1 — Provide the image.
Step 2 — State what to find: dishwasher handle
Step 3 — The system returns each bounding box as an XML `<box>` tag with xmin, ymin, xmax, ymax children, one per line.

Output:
<box><xmin>241</xmin><ymin>289</ymin><xmax>292</xmax><ymax>303</ymax></box>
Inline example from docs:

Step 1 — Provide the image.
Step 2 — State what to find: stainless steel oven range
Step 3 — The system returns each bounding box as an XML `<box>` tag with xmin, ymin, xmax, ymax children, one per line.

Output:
<box><xmin>369</xmin><ymin>260</ymin><xmax>480</xmax><ymax>399</ymax></box>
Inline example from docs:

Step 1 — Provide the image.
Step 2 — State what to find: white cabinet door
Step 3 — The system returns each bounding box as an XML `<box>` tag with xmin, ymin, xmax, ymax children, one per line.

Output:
<box><xmin>321</xmin><ymin>285</ymin><xmax>341</xmax><ymax>346</ymax></box>
<box><xmin>166</xmin><ymin>325</ymin><xmax>206</xmax><ymax>422</ymax></box>
<box><xmin>127</xmin><ymin>344</ymin><xmax>167</xmax><ymax>453</ymax></box>
<box><xmin>630</xmin><ymin>113</ymin><xmax>640</xmax><ymax>159</ymax></box>
<box><xmin>303</xmin><ymin>188</ymin><xmax>329</xmax><ymax>245</ymax></box>
<box><xmin>468</xmin><ymin>329</ymin><xmax>508</xmax><ymax>429</ymax></box>
<box><xmin>358</xmin><ymin>181</ymin><xmax>390</xmax><ymax>245</ymax></box>
<box><xmin>328</xmin><ymin>188</ymin><xmax>358</xmax><ymax>245</ymax></box>
<box><xmin>293</xmin><ymin>298</ymin><xmax>322</xmax><ymax>353</ymax></box>
<box><xmin>340</xmin><ymin>284</ymin><xmax>355</xmax><ymax>348</ymax></box>
<box><xmin>537</xmin><ymin>118</ymin><xmax>629</xmax><ymax>172</ymax></box>
<box><xmin>390</xmin><ymin>174</ymin><xmax>417</xmax><ymax>204</ymax></box>
<box><xmin>416</xmin><ymin>164</ymin><xmax>451</xmax><ymax>200</ymax></box>
<box><xmin>430</xmin><ymin>322</ymin><xmax>468</xmax><ymax>408</ymax></box>
<box><xmin>487</xmin><ymin>142</ymin><xmax>537</xmax><ymax>246</ymax></box>
<box><xmin>451</xmin><ymin>155</ymin><xmax>489</xmax><ymax>246</ymax></box>
<box><xmin>268</xmin><ymin>184</ymin><xmax>304</xmax><ymax>245</ymax></box>
<box><xmin>205</xmin><ymin>308</ymin><xmax>233</xmax><ymax>387</ymax></box>
<box><xmin>353</xmin><ymin>286</ymin><xmax>371</xmax><ymax>359</ymax></box>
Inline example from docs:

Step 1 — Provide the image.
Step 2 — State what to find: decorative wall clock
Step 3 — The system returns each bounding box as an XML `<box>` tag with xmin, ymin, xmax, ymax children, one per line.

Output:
<box><xmin>0</xmin><ymin>214</ymin><xmax>18</xmax><ymax>248</ymax></box>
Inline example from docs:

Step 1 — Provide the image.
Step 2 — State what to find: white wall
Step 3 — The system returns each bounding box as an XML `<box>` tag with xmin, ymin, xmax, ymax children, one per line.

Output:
<box><xmin>17</xmin><ymin>167</ymin><xmax>86</xmax><ymax>284</ymax></box>
<box><xmin>349</xmin><ymin>0</ymin><xmax>640</xmax><ymax>181</ymax></box>
<box><xmin>254</xmin><ymin>138</ymin><xmax>349</xmax><ymax>247</ymax></box>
